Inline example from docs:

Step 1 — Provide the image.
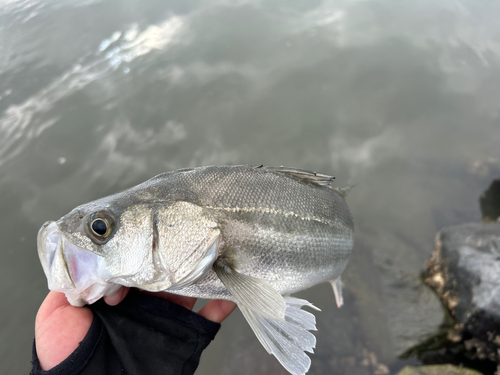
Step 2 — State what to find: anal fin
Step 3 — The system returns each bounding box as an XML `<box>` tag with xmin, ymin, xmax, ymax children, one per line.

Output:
<box><xmin>240</xmin><ymin>297</ymin><xmax>320</xmax><ymax>375</ymax></box>
<box><xmin>330</xmin><ymin>277</ymin><xmax>343</xmax><ymax>308</ymax></box>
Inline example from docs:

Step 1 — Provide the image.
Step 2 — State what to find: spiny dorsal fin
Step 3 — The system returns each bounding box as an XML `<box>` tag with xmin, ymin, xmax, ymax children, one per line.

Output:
<box><xmin>261</xmin><ymin>166</ymin><xmax>335</xmax><ymax>187</ymax></box>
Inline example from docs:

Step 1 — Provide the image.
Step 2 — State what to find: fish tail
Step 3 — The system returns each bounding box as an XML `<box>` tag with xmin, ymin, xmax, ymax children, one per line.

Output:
<box><xmin>239</xmin><ymin>297</ymin><xmax>320</xmax><ymax>375</ymax></box>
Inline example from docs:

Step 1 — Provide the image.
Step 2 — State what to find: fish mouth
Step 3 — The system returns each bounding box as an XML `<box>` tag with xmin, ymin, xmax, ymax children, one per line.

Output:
<box><xmin>37</xmin><ymin>221</ymin><xmax>75</xmax><ymax>291</ymax></box>
<box><xmin>37</xmin><ymin>221</ymin><xmax>120</xmax><ymax>306</ymax></box>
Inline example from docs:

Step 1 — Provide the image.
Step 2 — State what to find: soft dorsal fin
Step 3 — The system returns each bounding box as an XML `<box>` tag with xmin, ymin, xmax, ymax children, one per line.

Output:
<box><xmin>261</xmin><ymin>165</ymin><xmax>335</xmax><ymax>187</ymax></box>
<box><xmin>331</xmin><ymin>185</ymin><xmax>354</xmax><ymax>198</ymax></box>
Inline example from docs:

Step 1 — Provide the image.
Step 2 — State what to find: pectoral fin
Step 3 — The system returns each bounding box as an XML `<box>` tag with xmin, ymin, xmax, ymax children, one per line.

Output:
<box><xmin>214</xmin><ymin>262</ymin><xmax>286</xmax><ymax>321</ymax></box>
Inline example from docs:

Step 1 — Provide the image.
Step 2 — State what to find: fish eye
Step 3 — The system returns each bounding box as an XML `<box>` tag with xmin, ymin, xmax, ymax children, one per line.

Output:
<box><xmin>86</xmin><ymin>210</ymin><xmax>116</xmax><ymax>243</ymax></box>
<box><xmin>91</xmin><ymin>219</ymin><xmax>108</xmax><ymax>236</ymax></box>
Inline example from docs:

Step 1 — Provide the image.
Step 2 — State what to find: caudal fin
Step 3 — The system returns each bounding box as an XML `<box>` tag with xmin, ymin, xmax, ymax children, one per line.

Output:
<box><xmin>240</xmin><ymin>297</ymin><xmax>320</xmax><ymax>375</ymax></box>
<box><xmin>214</xmin><ymin>261</ymin><xmax>320</xmax><ymax>374</ymax></box>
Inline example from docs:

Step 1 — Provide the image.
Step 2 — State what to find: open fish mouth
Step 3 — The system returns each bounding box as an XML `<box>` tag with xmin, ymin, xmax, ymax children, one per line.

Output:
<box><xmin>37</xmin><ymin>221</ymin><xmax>120</xmax><ymax>306</ymax></box>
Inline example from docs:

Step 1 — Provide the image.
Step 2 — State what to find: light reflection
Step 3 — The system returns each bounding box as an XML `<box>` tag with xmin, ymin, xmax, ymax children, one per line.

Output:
<box><xmin>330</xmin><ymin>129</ymin><xmax>401</xmax><ymax>178</ymax></box>
<box><xmin>0</xmin><ymin>15</ymin><xmax>186</xmax><ymax>167</ymax></box>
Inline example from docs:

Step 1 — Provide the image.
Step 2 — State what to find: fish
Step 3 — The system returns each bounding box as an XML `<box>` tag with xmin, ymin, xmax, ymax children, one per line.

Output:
<box><xmin>37</xmin><ymin>165</ymin><xmax>354</xmax><ymax>375</ymax></box>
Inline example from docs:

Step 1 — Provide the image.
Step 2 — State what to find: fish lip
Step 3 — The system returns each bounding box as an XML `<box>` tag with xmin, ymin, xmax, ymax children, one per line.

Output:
<box><xmin>37</xmin><ymin>221</ymin><xmax>75</xmax><ymax>289</ymax></box>
<box><xmin>37</xmin><ymin>221</ymin><xmax>90</xmax><ymax>306</ymax></box>
<box><xmin>37</xmin><ymin>221</ymin><xmax>121</xmax><ymax>306</ymax></box>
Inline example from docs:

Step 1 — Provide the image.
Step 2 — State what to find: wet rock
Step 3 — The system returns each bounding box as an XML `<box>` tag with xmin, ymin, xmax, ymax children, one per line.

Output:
<box><xmin>425</xmin><ymin>222</ymin><xmax>500</xmax><ymax>367</ymax></box>
<box><xmin>480</xmin><ymin>180</ymin><xmax>500</xmax><ymax>222</ymax></box>
<box><xmin>397</xmin><ymin>364</ymin><xmax>482</xmax><ymax>375</ymax></box>
<box><xmin>384</xmin><ymin>274</ymin><xmax>445</xmax><ymax>357</ymax></box>
<box><xmin>355</xmin><ymin>230</ymin><xmax>445</xmax><ymax>360</ymax></box>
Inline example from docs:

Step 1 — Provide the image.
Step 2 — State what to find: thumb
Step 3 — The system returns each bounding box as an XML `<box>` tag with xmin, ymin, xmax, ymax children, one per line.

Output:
<box><xmin>35</xmin><ymin>291</ymin><xmax>93</xmax><ymax>371</ymax></box>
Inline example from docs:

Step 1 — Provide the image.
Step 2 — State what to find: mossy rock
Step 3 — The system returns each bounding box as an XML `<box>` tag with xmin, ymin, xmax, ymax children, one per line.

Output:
<box><xmin>397</xmin><ymin>364</ymin><xmax>482</xmax><ymax>375</ymax></box>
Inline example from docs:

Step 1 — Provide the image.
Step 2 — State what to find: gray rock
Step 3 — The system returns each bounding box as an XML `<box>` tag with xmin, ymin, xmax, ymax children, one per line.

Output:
<box><xmin>425</xmin><ymin>222</ymin><xmax>500</xmax><ymax>362</ymax></box>
<box><xmin>354</xmin><ymin>229</ymin><xmax>445</xmax><ymax>359</ymax></box>
<box><xmin>397</xmin><ymin>364</ymin><xmax>482</xmax><ymax>375</ymax></box>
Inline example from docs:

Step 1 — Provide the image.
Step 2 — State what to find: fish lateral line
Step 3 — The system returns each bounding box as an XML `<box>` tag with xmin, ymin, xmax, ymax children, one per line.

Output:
<box><xmin>205</xmin><ymin>205</ymin><xmax>336</xmax><ymax>226</ymax></box>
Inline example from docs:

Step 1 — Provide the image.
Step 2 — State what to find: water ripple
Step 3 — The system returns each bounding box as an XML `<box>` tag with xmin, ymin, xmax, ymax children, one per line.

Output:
<box><xmin>0</xmin><ymin>15</ymin><xmax>186</xmax><ymax>167</ymax></box>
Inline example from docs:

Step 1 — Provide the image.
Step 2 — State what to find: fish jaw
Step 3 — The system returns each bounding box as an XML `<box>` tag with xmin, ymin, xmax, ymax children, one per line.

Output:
<box><xmin>37</xmin><ymin>221</ymin><xmax>74</xmax><ymax>292</ymax></box>
<box><xmin>37</xmin><ymin>221</ymin><xmax>120</xmax><ymax>306</ymax></box>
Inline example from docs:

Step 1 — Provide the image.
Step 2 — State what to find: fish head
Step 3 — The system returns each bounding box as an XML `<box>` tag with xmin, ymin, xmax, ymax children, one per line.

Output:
<box><xmin>37</xmin><ymin>193</ymin><xmax>162</xmax><ymax>306</ymax></box>
<box><xmin>38</xmin><ymin>191</ymin><xmax>221</xmax><ymax>306</ymax></box>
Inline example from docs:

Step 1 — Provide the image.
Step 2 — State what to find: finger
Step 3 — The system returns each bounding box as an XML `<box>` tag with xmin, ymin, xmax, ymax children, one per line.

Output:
<box><xmin>104</xmin><ymin>286</ymin><xmax>130</xmax><ymax>306</ymax></box>
<box><xmin>140</xmin><ymin>290</ymin><xmax>197</xmax><ymax>310</ymax></box>
<box><xmin>197</xmin><ymin>300</ymin><xmax>237</xmax><ymax>323</ymax></box>
<box><xmin>36</xmin><ymin>291</ymin><xmax>71</xmax><ymax>325</ymax></box>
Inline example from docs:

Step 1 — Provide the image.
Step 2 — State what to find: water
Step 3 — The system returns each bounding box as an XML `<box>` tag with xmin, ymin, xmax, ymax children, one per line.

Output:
<box><xmin>1</xmin><ymin>0</ymin><xmax>500</xmax><ymax>374</ymax></box>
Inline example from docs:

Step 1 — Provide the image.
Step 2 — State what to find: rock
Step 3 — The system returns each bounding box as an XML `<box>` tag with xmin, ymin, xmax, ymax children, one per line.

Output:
<box><xmin>354</xmin><ymin>230</ymin><xmax>445</xmax><ymax>360</ymax></box>
<box><xmin>480</xmin><ymin>180</ymin><xmax>500</xmax><ymax>222</ymax></box>
<box><xmin>425</xmin><ymin>222</ymin><xmax>500</xmax><ymax>364</ymax></box>
<box><xmin>397</xmin><ymin>364</ymin><xmax>483</xmax><ymax>375</ymax></box>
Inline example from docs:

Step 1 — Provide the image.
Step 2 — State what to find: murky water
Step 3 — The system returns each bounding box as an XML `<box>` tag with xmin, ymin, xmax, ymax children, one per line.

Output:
<box><xmin>1</xmin><ymin>0</ymin><xmax>500</xmax><ymax>374</ymax></box>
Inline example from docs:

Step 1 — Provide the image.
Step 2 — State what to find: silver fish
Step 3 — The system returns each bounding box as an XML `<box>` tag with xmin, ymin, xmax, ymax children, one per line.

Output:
<box><xmin>37</xmin><ymin>165</ymin><xmax>354</xmax><ymax>375</ymax></box>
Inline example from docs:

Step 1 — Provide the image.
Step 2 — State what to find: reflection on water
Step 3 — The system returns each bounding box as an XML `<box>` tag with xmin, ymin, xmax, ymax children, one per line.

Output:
<box><xmin>1</xmin><ymin>0</ymin><xmax>499</xmax><ymax>374</ymax></box>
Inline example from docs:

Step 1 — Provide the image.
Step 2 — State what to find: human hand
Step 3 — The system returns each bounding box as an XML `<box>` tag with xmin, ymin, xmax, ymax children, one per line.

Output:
<box><xmin>35</xmin><ymin>287</ymin><xmax>237</xmax><ymax>371</ymax></box>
